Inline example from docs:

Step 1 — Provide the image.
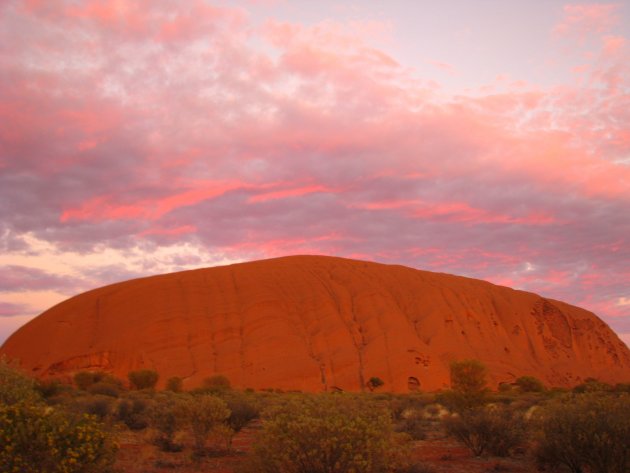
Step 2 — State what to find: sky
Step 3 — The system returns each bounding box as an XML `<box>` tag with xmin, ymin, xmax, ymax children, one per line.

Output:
<box><xmin>0</xmin><ymin>0</ymin><xmax>629</xmax><ymax>347</ymax></box>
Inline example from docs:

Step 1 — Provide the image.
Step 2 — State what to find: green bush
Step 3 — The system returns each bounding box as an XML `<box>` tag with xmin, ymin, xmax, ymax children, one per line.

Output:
<box><xmin>535</xmin><ymin>393</ymin><xmax>630</xmax><ymax>473</ymax></box>
<box><xmin>444</xmin><ymin>404</ymin><xmax>525</xmax><ymax>457</ymax></box>
<box><xmin>394</xmin><ymin>413</ymin><xmax>429</xmax><ymax>440</ymax></box>
<box><xmin>148</xmin><ymin>394</ymin><xmax>188</xmax><ymax>451</ymax></box>
<box><xmin>87</xmin><ymin>381</ymin><xmax>121</xmax><ymax>398</ymax></box>
<box><xmin>128</xmin><ymin>369</ymin><xmax>159</xmax><ymax>390</ymax></box>
<box><xmin>515</xmin><ymin>376</ymin><xmax>545</xmax><ymax>393</ymax></box>
<box><xmin>572</xmin><ymin>377</ymin><xmax>612</xmax><ymax>393</ymax></box>
<box><xmin>36</xmin><ymin>379</ymin><xmax>70</xmax><ymax>399</ymax></box>
<box><xmin>81</xmin><ymin>395</ymin><xmax>115</xmax><ymax>421</ymax></box>
<box><xmin>367</xmin><ymin>376</ymin><xmax>385</xmax><ymax>391</ymax></box>
<box><xmin>165</xmin><ymin>376</ymin><xmax>183</xmax><ymax>392</ymax></box>
<box><xmin>184</xmin><ymin>394</ymin><xmax>231</xmax><ymax>455</ymax></box>
<box><xmin>0</xmin><ymin>402</ymin><xmax>116</xmax><ymax>473</ymax></box>
<box><xmin>253</xmin><ymin>394</ymin><xmax>404</xmax><ymax>473</ymax></box>
<box><xmin>224</xmin><ymin>393</ymin><xmax>260</xmax><ymax>432</ymax></box>
<box><xmin>201</xmin><ymin>374</ymin><xmax>231</xmax><ymax>392</ymax></box>
<box><xmin>73</xmin><ymin>371</ymin><xmax>122</xmax><ymax>392</ymax></box>
<box><xmin>0</xmin><ymin>356</ymin><xmax>40</xmax><ymax>405</ymax></box>
<box><xmin>116</xmin><ymin>396</ymin><xmax>149</xmax><ymax>430</ymax></box>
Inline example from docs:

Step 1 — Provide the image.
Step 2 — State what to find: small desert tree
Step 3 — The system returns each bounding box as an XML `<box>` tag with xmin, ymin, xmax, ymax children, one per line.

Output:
<box><xmin>450</xmin><ymin>359</ymin><xmax>487</xmax><ymax>393</ymax></box>
<box><xmin>443</xmin><ymin>359</ymin><xmax>488</xmax><ymax>412</ymax></box>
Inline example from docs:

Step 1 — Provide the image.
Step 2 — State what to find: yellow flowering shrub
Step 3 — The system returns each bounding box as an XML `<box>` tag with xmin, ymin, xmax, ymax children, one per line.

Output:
<box><xmin>0</xmin><ymin>402</ymin><xmax>117</xmax><ymax>473</ymax></box>
<box><xmin>0</xmin><ymin>356</ymin><xmax>40</xmax><ymax>406</ymax></box>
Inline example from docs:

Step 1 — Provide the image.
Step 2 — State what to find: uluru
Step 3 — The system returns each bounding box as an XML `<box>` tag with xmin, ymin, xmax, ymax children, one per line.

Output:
<box><xmin>2</xmin><ymin>255</ymin><xmax>629</xmax><ymax>392</ymax></box>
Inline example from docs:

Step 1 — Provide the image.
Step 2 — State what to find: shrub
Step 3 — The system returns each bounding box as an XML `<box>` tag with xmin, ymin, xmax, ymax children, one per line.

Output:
<box><xmin>81</xmin><ymin>395</ymin><xmax>115</xmax><ymax>421</ymax></box>
<box><xmin>225</xmin><ymin>393</ymin><xmax>260</xmax><ymax>432</ymax></box>
<box><xmin>202</xmin><ymin>374</ymin><xmax>231</xmax><ymax>392</ymax></box>
<box><xmin>148</xmin><ymin>394</ymin><xmax>188</xmax><ymax>451</ymax></box>
<box><xmin>0</xmin><ymin>356</ymin><xmax>40</xmax><ymax>405</ymax></box>
<box><xmin>515</xmin><ymin>376</ymin><xmax>545</xmax><ymax>393</ymax></box>
<box><xmin>253</xmin><ymin>394</ymin><xmax>404</xmax><ymax>473</ymax></box>
<box><xmin>73</xmin><ymin>371</ymin><xmax>97</xmax><ymax>390</ymax></box>
<box><xmin>444</xmin><ymin>404</ymin><xmax>525</xmax><ymax>457</ymax></box>
<box><xmin>184</xmin><ymin>394</ymin><xmax>231</xmax><ymax>455</ymax></box>
<box><xmin>367</xmin><ymin>376</ymin><xmax>385</xmax><ymax>391</ymax></box>
<box><xmin>0</xmin><ymin>402</ymin><xmax>117</xmax><ymax>473</ymax></box>
<box><xmin>116</xmin><ymin>396</ymin><xmax>149</xmax><ymax>430</ymax></box>
<box><xmin>165</xmin><ymin>376</ymin><xmax>183</xmax><ymax>392</ymax></box>
<box><xmin>128</xmin><ymin>369</ymin><xmax>159</xmax><ymax>390</ymax></box>
<box><xmin>395</xmin><ymin>413</ymin><xmax>428</xmax><ymax>440</ymax></box>
<box><xmin>36</xmin><ymin>379</ymin><xmax>70</xmax><ymax>399</ymax></box>
<box><xmin>73</xmin><ymin>371</ymin><xmax>122</xmax><ymax>391</ymax></box>
<box><xmin>207</xmin><ymin>423</ymin><xmax>235</xmax><ymax>453</ymax></box>
<box><xmin>437</xmin><ymin>389</ymin><xmax>486</xmax><ymax>414</ymax></box>
<box><xmin>535</xmin><ymin>393</ymin><xmax>630</xmax><ymax>473</ymax></box>
<box><xmin>87</xmin><ymin>381</ymin><xmax>121</xmax><ymax>398</ymax></box>
<box><xmin>572</xmin><ymin>377</ymin><xmax>612</xmax><ymax>393</ymax></box>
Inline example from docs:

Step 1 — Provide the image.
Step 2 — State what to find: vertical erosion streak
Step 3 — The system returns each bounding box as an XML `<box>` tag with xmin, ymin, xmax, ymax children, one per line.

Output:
<box><xmin>356</xmin><ymin>265</ymin><xmax>396</xmax><ymax>388</ymax></box>
<box><xmin>277</xmin><ymin>272</ymin><xmax>327</xmax><ymax>391</ymax></box>
<box><xmin>203</xmin><ymin>273</ymin><xmax>220</xmax><ymax>374</ymax></box>
<box><xmin>310</xmin><ymin>268</ymin><xmax>366</xmax><ymax>391</ymax></box>
<box><xmin>350</xmin><ymin>293</ymin><xmax>367</xmax><ymax>392</ymax></box>
<box><xmin>230</xmin><ymin>268</ymin><xmax>247</xmax><ymax>384</ymax></box>
<box><xmin>89</xmin><ymin>297</ymin><xmax>101</xmax><ymax>349</ymax></box>
<box><xmin>179</xmin><ymin>279</ymin><xmax>197</xmax><ymax>380</ymax></box>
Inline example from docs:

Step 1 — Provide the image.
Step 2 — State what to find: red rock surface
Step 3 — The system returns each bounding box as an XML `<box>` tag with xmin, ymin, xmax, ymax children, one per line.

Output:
<box><xmin>2</xmin><ymin>255</ymin><xmax>629</xmax><ymax>391</ymax></box>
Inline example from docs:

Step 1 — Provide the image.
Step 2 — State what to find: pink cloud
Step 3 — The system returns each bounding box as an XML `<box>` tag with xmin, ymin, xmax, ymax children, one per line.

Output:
<box><xmin>247</xmin><ymin>185</ymin><xmax>334</xmax><ymax>203</ymax></box>
<box><xmin>355</xmin><ymin>200</ymin><xmax>557</xmax><ymax>226</ymax></box>
<box><xmin>429</xmin><ymin>60</ymin><xmax>456</xmax><ymax>75</ymax></box>
<box><xmin>553</xmin><ymin>3</ymin><xmax>620</xmax><ymax>39</ymax></box>
<box><xmin>139</xmin><ymin>225</ymin><xmax>198</xmax><ymax>237</ymax></box>
<box><xmin>0</xmin><ymin>302</ymin><xmax>30</xmax><ymax>318</ymax></box>
<box><xmin>60</xmin><ymin>181</ymin><xmax>249</xmax><ymax>222</ymax></box>
<box><xmin>602</xmin><ymin>34</ymin><xmax>626</xmax><ymax>56</ymax></box>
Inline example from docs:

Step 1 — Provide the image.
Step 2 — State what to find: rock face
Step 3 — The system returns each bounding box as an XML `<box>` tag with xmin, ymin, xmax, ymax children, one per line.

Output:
<box><xmin>2</xmin><ymin>255</ymin><xmax>629</xmax><ymax>391</ymax></box>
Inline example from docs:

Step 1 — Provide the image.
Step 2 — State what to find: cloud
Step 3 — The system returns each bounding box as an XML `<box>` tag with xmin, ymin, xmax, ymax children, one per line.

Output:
<box><xmin>0</xmin><ymin>0</ymin><xmax>628</xmax><ymax>342</ymax></box>
<box><xmin>553</xmin><ymin>3</ymin><xmax>620</xmax><ymax>39</ymax></box>
<box><xmin>0</xmin><ymin>266</ymin><xmax>85</xmax><ymax>294</ymax></box>
<box><xmin>0</xmin><ymin>302</ymin><xmax>30</xmax><ymax>318</ymax></box>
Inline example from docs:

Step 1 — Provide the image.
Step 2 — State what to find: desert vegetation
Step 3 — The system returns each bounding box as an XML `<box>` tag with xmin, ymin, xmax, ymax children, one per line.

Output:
<box><xmin>1</xmin><ymin>355</ymin><xmax>629</xmax><ymax>473</ymax></box>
